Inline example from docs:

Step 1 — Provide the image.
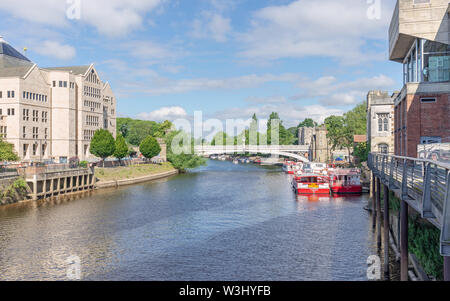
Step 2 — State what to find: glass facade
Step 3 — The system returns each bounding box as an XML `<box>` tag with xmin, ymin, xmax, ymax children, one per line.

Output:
<box><xmin>403</xmin><ymin>39</ymin><xmax>450</xmax><ymax>84</ymax></box>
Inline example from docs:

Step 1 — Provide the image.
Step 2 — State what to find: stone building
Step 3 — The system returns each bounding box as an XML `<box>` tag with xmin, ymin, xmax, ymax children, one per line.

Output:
<box><xmin>0</xmin><ymin>37</ymin><xmax>117</xmax><ymax>163</ymax></box>
<box><xmin>366</xmin><ymin>90</ymin><xmax>396</xmax><ymax>154</ymax></box>
<box><xmin>309</xmin><ymin>125</ymin><xmax>350</xmax><ymax>163</ymax></box>
<box><xmin>298</xmin><ymin>127</ymin><xmax>315</xmax><ymax>146</ymax></box>
<box><xmin>389</xmin><ymin>0</ymin><xmax>450</xmax><ymax>157</ymax></box>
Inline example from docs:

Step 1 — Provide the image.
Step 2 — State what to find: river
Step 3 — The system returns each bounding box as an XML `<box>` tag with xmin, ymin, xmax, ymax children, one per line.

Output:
<box><xmin>0</xmin><ymin>160</ymin><xmax>398</xmax><ymax>281</ymax></box>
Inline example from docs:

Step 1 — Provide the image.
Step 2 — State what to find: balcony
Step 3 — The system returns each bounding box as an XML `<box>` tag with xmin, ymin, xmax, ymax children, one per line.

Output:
<box><xmin>389</xmin><ymin>0</ymin><xmax>450</xmax><ymax>62</ymax></box>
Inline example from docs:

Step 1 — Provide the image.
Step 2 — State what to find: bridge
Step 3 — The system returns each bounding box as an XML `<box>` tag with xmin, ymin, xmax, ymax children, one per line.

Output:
<box><xmin>194</xmin><ymin>145</ymin><xmax>311</xmax><ymax>162</ymax></box>
<box><xmin>368</xmin><ymin>153</ymin><xmax>450</xmax><ymax>281</ymax></box>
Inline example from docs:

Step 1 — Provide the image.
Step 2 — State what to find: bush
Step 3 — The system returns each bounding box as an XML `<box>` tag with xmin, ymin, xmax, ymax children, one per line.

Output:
<box><xmin>139</xmin><ymin>136</ymin><xmax>161</xmax><ymax>159</ymax></box>
<box><xmin>90</xmin><ymin>129</ymin><xmax>115</xmax><ymax>160</ymax></box>
<box><xmin>114</xmin><ymin>134</ymin><xmax>129</xmax><ymax>161</ymax></box>
<box><xmin>79</xmin><ymin>161</ymin><xmax>89</xmax><ymax>168</ymax></box>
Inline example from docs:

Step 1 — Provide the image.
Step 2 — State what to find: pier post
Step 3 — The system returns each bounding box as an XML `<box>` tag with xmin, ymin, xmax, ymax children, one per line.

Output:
<box><xmin>376</xmin><ymin>177</ymin><xmax>382</xmax><ymax>249</ymax></box>
<box><xmin>400</xmin><ymin>199</ymin><xmax>409</xmax><ymax>281</ymax></box>
<box><xmin>372</xmin><ymin>173</ymin><xmax>377</xmax><ymax>229</ymax></box>
<box><xmin>384</xmin><ymin>184</ymin><xmax>390</xmax><ymax>279</ymax></box>
<box><xmin>445</xmin><ymin>257</ymin><xmax>450</xmax><ymax>281</ymax></box>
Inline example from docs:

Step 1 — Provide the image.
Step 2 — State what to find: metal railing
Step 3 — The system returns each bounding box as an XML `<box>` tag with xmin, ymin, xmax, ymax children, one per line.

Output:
<box><xmin>368</xmin><ymin>153</ymin><xmax>450</xmax><ymax>256</ymax></box>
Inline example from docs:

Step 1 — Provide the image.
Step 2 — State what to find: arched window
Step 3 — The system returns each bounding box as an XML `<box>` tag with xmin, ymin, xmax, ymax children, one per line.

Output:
<box><xmin>378</xmin><ymin>144</ymin><xmax>389</xmax><ymax>154</ymax></box>
<box><xmin>383</xmin><ymin>118</ymin><xmax>389</xmax><ymax>132</ymax></box>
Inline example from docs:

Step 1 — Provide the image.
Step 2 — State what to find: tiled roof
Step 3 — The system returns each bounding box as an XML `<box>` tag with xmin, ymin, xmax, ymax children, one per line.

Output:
<box><xmin>43</xmin><ymin>65</ymin><xmax>91</xmax><ymax>75</ymax></box>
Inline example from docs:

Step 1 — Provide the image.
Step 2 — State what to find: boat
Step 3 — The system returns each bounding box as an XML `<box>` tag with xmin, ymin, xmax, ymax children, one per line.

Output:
<box><xmin>292</xmin><ymin>173</ymin><xmax>330</xmax><ymax>195</ymax></box>
<box><xmin>302</xmin><ymin>162</ymin><xmax>328</xmax><ymax>176</ymax></box>
<box><xmin>253</xmin><ymin>158</ymin><xmax>262</xmax><ymax>165</ymax></box>
<box><xmin>233</xmin><ymin>159</ymin><xmax>239</xmax><ymax>164</ymax></box>
<box><xmin>282</xmin><ymin>161</ymin><xmax>295</xmax><ymax>174</ymax></box>
<box><xmin>329</xmin><ymin>169</ymin><xmax>362</xmax><ymax>194</ymax></box>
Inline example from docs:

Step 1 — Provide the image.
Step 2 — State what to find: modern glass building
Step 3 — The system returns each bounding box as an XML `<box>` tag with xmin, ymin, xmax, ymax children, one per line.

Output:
<box><xmin>389</xmin><ymin>0</ymin><xmax>450</xmax><ymax>157</ymax></box>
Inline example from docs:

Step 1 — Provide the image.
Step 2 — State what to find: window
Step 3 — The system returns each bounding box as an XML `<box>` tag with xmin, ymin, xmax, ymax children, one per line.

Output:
<box><xmin>64</xmin><ymin>81</ymin><xmax>67</xmax><ymax>88</ymax></box>
<box><xmin>0</xmin><ymin>91</ymin><xmax>2</xmax><ymax>98</ymax></box>
<box><xmin>0</xmin><ymin>126</ymin><xmax>6</xmax><ymax>138</ymax></box>
<box><xmin>23</xmin><ymin>126</ymin><xmax>26</xmax><ymax>139</ymax></box>
<box><xmin>53</xmin><ymin>81</ymin><xmax>56</xmax><ymax>87</ymax></box>
<box><xmin>23</xmin><ymin>144</ymin><xmax>28</xmax><ymax>158</ymax></box>
<box><xmin>7</xmin><ymin>108</ymin><xmax>14</xmax><ymax>116</ymax></box>
<box><xmin>32</xmin><ymin>144</ymin><xmax>37</xmax><ymax>156</ymax></box>
<box><xmin>377</xmin><ymin>113</ymin><xmax>389</xmax><ymax>132</ymax></box>
<box><xmin>378</xmin><ymin>144</ymin><xmax>389</xmax><ymax>154</ymax></box>
<box><xmin>420</xmin><ymin>97</ymin><xmax>437</xmax><ymax>103</ymax></box>
<box><xmin>59</xmin><ymin>81</ymin><xmax>63</xmax><ymax>87</ymax></box>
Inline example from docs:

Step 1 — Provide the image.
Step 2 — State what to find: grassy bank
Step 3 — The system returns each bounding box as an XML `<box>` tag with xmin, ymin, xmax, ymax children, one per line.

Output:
<box><xmin>95</xmin><ymin>162</ymin><xmax>176</xmax><ymax>182</ymax></box>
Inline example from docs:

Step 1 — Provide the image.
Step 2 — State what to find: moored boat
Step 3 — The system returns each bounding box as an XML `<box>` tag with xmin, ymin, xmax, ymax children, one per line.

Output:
<box><xmin>282</xmin><ymin>161</ymin><xmax>295</xmax><ymax>174</ymax></box>
<box><xmin>292</xmin><ymin>173</ymin><xmax>330</xmax><ymax>195</ymax></box>
<box><xmin>329</xmin><ymin>169</ymin><xmax>362</xmax><ymax>194</ymax></box>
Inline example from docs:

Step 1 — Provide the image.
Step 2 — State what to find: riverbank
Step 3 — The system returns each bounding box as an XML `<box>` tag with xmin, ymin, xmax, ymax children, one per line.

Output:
<box><xmin>95</xmin><ymin>163</ymin><xmax>179</xmax><ymax>189</ymax></box>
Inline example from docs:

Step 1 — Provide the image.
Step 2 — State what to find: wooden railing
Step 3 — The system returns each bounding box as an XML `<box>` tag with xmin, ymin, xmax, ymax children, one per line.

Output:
<box><xmin>368</xmin><ymin>153</ymin><xmax>450</xmax><ymax>256</ymax></box>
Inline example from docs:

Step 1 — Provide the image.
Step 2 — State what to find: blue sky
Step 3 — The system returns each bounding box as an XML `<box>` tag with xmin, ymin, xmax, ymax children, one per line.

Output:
<box><xmin>0</xmin><ymin>0</ymin><xmax>401</xmax><ymax>127</ymax></box>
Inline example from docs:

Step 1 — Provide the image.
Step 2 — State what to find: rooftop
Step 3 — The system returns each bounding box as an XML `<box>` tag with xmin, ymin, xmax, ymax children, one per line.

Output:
<box><xmin>0</xmin><ymin>36</ymin><xmax>34</xmax><ymax>78</ymax></box>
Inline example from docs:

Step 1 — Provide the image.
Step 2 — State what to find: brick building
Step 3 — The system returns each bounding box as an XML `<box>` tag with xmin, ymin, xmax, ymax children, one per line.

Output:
<box><xmin>389</xmin><ymin>0</ymin><xmax>450</xmax><ymax>157</ymax></box>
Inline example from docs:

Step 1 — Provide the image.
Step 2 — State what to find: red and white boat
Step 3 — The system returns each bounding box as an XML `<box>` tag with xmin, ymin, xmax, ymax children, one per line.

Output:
<box><xmin>292</xmin><ymin>173</ymin><xmax>330</xmax><ymax>195</ymax></box>
<box><xmin>329</xmin><ymin>169</ymin><xmax>362</xmax><ymax>194</ymax></box>
<box><xmin>282</xmin><ymin>161</ymin><xmax>295</xmax><ymax>174</ymax></box>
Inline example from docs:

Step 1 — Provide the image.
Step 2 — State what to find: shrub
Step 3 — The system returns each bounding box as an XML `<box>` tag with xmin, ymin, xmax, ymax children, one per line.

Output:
<box><xmin>139</xmin><ymin>136</ymin><xmax>161</xmax><ymax>160</ymax></box>
<box><xmin>90</xmin><ymin>129</ymin><xmax>115</xmax><ymax>160</ymax></box>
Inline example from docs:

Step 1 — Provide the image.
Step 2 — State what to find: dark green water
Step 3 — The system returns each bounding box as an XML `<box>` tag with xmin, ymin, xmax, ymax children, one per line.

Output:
<box><xmin>0</xmin><ymin>160</ymin><xmax>397</xmax><ymax>280</ymax></box>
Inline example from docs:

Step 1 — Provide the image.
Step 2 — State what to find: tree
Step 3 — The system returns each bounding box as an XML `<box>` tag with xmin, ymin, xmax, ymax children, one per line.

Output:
<box><xmin>90</xmin><ymin>129</ymin><xmax>115</xmax><ymax>162</ymax></box>
<box><xmin>0</xmin><ymin>139</ymin><xmax>19</xmax><ymax>162</ymax></box>
<box><xmin>324</xmin><ymin>102</ymin><xmax>367</xmax><ymax>164</ymax></box>
<box><xmin>211</xmin><ymin>132</ymin><xmax>228</xmax><ymax>146</ymax></box>
<box><xmin>298</xmin><ymin>118</ymin><xmax>318</xmax><ymax>128</ymax></box>
<box><xmin>140</xmin><ymin>136</ymin><xmax>161</xmax><ymax>160</ymax></box>
<box><xmin>267</xmin><ymin>112</ymin><xmax>294</xmax><ymax>145</ymax></box>
<box><xmin>113</xmin><ymin>134</ymin><xmax>129</xmax><ymax>162</ymax></box>
<box><xmin>165</xmin><ymin>130</ymin><xmax>206</xmax><ymax>172</ymax></box>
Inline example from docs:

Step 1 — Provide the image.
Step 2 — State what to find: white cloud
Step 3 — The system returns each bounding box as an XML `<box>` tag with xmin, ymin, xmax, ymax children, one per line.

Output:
<box><xmin>191</xmin><ymin>12</ymin><xmax>232</xmax><ymax>42</ymax></box>
<box><xmin>238</xmin><ymin>0</ymin><xmax>395</xmax><ymax>64</ymax></box>
<box><xmin>137</xmin><ymin>106</ymin><xmax>188</xmax><ymax>122</ymax></box>
<box><xmin>0</xmin><ymin>0</ymin><xmax>165</xmax><ymax>37</ymax></box>
<box><xmin>245</xmin><ymin>96</ymin><xmax>287</xmax><ymax>104</ymax></box>
<box><xmin>34</xmin><ymin>40</ymin><xmax>76</xmax><ymax>60</ymax></box>
<box><xmin>293</xmin><ymin>74</ymin><xmax>396</xmax><ymax>106</ymax></box>
<box><xmin>213</xmin><ymin>103</ymin><xmax>344</xmax><ymax>128</ymax></box>
<box><xmin>143</xmin><ymin>73</ymin><xmax>300</xmax><ymax>95</ymax></box>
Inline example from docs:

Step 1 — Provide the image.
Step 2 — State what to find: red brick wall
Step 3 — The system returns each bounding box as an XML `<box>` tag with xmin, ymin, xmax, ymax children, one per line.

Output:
<box><xmin>395</xmin><ymin>93</ymin><xmax>450</xmax><ymax>158</ymax></box>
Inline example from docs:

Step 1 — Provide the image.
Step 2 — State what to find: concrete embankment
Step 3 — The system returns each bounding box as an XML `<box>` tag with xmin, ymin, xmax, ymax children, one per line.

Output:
<box><xmin>95</xmin><ymin>169</ymin><xmax>179</xmax><ymax>189</ymax></box>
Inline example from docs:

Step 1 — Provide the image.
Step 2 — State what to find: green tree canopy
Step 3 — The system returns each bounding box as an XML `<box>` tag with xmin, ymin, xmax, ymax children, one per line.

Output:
<box><xmin>324</xmin><ymin>102</ymin><xmax>367</xmax><ymax>163</ymax></box>
<box><xmin>90</xmin><ymin>129</ymin><xmax>115</xmax><ymax>161</ymax></box>
<box><xmin>165</xmin><ymin>130</ymin><xmax>206</xmax><ymax>172</ymax></box>
<box><xmin>267</xmin><ymin>112</ymin><xmax>294</xmax><ymax>145</ymax></box>
<box><xmin>113</xmin><ymin>134</ymin><xmax>129</xmax><ymax>161</ymax></box>
<box><xmin>0</xmin><ymin>139</ymin><xmax>19</xmax><ymax>162</ymax></box>
<box><xmin>117</xmin><ymin>118</ymin><xmax>161</xmax><ymax>146</ymax></box>
<box><xmin>139</xmin><ymin>136</ymin><xmax>161</xmax><ymax>159</ymax></box>
<box><xmin>298</xmin><ymin>118</ymin><xmax>318</xmax><ymax>128</ymax></box>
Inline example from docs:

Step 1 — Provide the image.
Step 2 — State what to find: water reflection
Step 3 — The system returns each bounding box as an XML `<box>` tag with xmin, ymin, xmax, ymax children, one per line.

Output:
<box><xmin>0</xmin><ymin>160</ymin><xmax>397</xmax><ymax>281</ymax></box>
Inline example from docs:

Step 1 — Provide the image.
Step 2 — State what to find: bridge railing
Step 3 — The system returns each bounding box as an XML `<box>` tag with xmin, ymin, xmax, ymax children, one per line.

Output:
<box><xmin>368</xmin><ymin>153</ymin><xmax>450</xmax><ymax>256</ymax></box>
